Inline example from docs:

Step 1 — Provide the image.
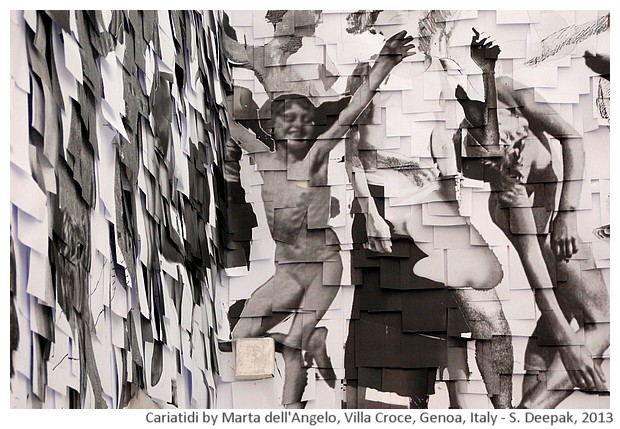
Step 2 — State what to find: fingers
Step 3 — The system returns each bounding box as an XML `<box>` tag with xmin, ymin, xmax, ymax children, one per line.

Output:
<box><xmin>552</xmin><ymin>237</ymin><xmax>579</xmax><ymax>260</ymax></box>
<box><xmin>399</xmin><ymin>36</ymin><xmax>416</xmax><ymax>52</ymax></box>
<box><xmin>382</xmin><ymin>32</ymin><xmax>416</xmax><ymax>58</ymax></box>
<box><xmin>388</xmin><ymin>29</ymin><xmax>408</xmax><ymax>40</ymax></box>
<box><xmin>590</xmin><ymin>365</ymin><xmax>607</xmax><ymax>392</ymax></box>
<box><xmin>567</xmin><ymin>370</ymin><xmax>588</xmax><ymax>390</ymax></box>
<box><xmin>569</xmin><ymin>237</ymin><xmax>578</xmax><ymax>257</ymax></box>
<box><xmin>552</xmin><ymin>238</ymin><xmax>564</xmax><ymax>259</ymax></box>
<box><xmin>471</xmin><ymin>27</ymin><xmax>480</xmax><ymax>42</ymax></box>
<box><xmin>574</xmin><ymin>355</ymin><xmax>608</xmax><ymax>392</ymax></box>
<box><xmin>563</xmin><ymin>350</ymin><xmax>595</xmax><ymax>390</ymax></box>
<box><xmin>387</xmin><ymin>31</ymin><xmax>412</xmax><ymax>45</ymax></box>
<box><xmin>402</xmin><ymin>37</ymin><xmax>415</xmax><ymax>55</ymax></box>
<box><xmin>552</xmin><ymin>237</ymin><xmax>566</xmax><ymax>260</ymax></box>
<box><xmin>469</xmin><ymin>27</ymin><xmax>501</xmax><ymax>60</ymax></box>
<box><xmin>594</xmin><ymin>359</ymin><xmax>607</xmax><ymax>383</ymax></box>
<box><xmin>583</xmin><ymin>365</ymin><xmax>598</xmax><ymax>390</ymax></box>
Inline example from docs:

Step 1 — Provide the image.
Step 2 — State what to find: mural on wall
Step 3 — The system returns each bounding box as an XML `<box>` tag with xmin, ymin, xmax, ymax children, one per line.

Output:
<box><xmin>10</xmin><ymin>9</ymin><xmax>610</xmax><ymax>410</ymax></box>
<box><xmin>218</xmin><ymin>10</ymin><xmax>610</xmax><ymax>409</ymax></box>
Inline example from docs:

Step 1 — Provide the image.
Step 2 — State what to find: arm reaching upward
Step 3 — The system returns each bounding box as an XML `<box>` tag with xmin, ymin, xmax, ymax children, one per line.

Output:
<box><xmin>306</xmin><ymin>30</ymin><xmax>416</xmax><ymax>171</ymax></box>
<box><xmin>332</xmin><ymin>31</ymin><xmax>416</xmax><ymax>252</ymax></box>
<box><xmin>456</xmin><ymin>28</ymin><xmax>502</xmax><ymax>157</ymax></box>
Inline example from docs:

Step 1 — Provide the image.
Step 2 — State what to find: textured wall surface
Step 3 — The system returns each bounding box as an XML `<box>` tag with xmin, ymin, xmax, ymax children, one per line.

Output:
<box><xmin>10</xmin><ymin>10</ymin><xmax>611</xmax><ymax>410</ymax></box>
<box><xmin>10</xmin><ymin>10</ymin><xmax>232</xmax><ymax>408</ymax></box>
<box><xmin>218</xmin><ymin>10</ymin><xmax>610</xmax><ymax>409</ymax></box>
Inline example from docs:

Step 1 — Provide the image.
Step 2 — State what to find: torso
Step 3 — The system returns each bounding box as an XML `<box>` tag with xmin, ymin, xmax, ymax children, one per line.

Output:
<box><xmin>495</xmin><ymin>100</ymin><xmax>556</xmax><ymax>185</ymax></box>
<box><xmin>252</xmin><ymin>143</ymin><xmax>340</xmax><ymax>263</ymax></box>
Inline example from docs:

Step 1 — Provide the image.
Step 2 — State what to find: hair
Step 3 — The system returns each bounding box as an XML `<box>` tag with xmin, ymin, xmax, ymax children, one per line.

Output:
<box><xmin>345</xmin><ymin>10</ymin><xmax>382</xmax><ymax>35</ymax></box>
<box><xmin>416</xmin><ymin>10</ymin><xmax>457</xmax><ymax>59</ymax></box>
<box><xmin>270</xmin><ymin>93</ymin><xmax>315</xmax><ymax>120</ymax></box>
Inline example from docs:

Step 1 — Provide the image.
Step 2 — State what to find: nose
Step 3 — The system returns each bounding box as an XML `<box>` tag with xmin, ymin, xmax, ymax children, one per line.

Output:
<box><xmin>290</xmin><ymin>115</ymin><xmax>305</xmax><ymax>128</ymax></box>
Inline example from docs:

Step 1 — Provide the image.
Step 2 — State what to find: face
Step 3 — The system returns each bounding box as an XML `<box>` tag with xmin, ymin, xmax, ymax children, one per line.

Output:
<box><xmin>497</xmin><ymin>109</ymin><xmax>529</xmax><ymax>147</ymax></box>
<box><xmin>273</xmin><ymin>102</ymin><xmax>314</xmax><ymax>141</ymax></box>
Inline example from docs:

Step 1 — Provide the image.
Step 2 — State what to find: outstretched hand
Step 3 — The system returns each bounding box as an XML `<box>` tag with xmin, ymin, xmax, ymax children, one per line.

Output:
<box><xmin>557</xmin><ymin>338</ymin><xmax>606</xmax><ymax>392</ymax></box>
<box><xmin>470</xmin><ymin>28</ymin><xmax>501</xmax><ymax>73</ymax></box>
<box><xmin>377</xmin><ymin>30</ymin><xmax>416</xmax><ymax>66</ymax></box>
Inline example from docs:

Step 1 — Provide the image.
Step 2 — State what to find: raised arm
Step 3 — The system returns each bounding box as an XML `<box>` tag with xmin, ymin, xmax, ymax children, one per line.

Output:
<box><xmin>328</xmin><ymin>33</ymin><xmax>415</xmax><ymax>253</ymax></box>
<box><xmin>306</xmin><ymin>30</ymin><xmax>416</xmax><ymax>169</ymax></box>
<box><xmin>456</xmin><ymin>29</ymin><xmax>502</xmax><ymax>157</ymax></box>
<box><xmin>473</xmin><ymin>29</ymin><xmax>500</xmax><ymax>152</ymax></box>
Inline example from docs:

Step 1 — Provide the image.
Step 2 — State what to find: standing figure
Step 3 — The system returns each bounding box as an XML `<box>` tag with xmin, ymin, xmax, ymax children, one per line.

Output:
<box><xmin>345</xmin><ymin>13</ymin><xmax>514</xmax><ymax>408</ymax></box>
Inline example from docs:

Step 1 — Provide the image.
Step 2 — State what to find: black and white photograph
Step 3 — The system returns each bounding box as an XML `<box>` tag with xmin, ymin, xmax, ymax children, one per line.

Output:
<box><xmin>9</xmin><ymin>8</ymin><xmax>612</xmax><ymax>413</ymax></box>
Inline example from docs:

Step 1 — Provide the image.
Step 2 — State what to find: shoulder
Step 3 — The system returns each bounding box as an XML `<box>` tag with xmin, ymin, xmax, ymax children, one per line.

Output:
<box><xmin>495</xmin><ymin>76</ymin><xmax>516</xmax><ymax>99</ymax></box>
<box><xmin>495</xmin><ymin>76</ymin><xmax>531</xmax><ymax>108</ymax></box>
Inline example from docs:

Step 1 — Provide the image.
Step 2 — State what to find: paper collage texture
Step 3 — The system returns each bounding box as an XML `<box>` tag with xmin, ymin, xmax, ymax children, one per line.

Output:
<box><xmin>9</xmin><ymin>9</ymin><xmax>610</xmax><ymax>410</ymax></box>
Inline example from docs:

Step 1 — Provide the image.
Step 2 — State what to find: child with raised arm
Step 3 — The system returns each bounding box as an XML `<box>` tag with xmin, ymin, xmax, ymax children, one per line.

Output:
<box><xmin>227</xmin><ymin>31</ymin><xmax>416</xmax><ymax>408</ymax></box>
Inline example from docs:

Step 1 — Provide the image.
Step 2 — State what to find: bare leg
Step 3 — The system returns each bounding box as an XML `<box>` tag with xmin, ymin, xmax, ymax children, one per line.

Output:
<box><xmin>232</xmin><ymin>263</ymin><xmax>307</xmax><ymax>340</ymax></box>
<box><xmin>382</xmin><ymin>178</ymin><xmax>512</xmax><ymax>408</ymax></box>
<box><xmin>452</xmin><ymin>288</ymin><xmax>514</xmax><ymax>408</ymax></box>
<box><xmin>520</xmin><ymin>330</ymin><xmax>609</xmax><ymax>408</ymax></box>
<box><xmin>489</xmin><ymin>190</ymin><xmax>609</xmax><ymax>408</ymax></box>
<box><xmin>300</xmin><ymin>261</ymin><xmax>342</xmax><ymax>386</ymax></box>
<box><xmin>305</xmin><ymin>326</ymin><xmax>337</xmax><ymax>387</ymax></box>
<box><xmin>233</xmin><ymin>261</ymin><xmax>341</xmax><ymax>407</ymax></box>
<box><xmin>519</xmin><ymin>260</ymin><xmax>610</xmax><ymax>408</ymax></box>
<box><xmin>445</xmin><ymin>337</ymin><xmax>469</xmax><ymax>409</ymax></box>
<box><xmin>282</xmin><ymin>344</ymin><xmax>307</xmax><ymax>408</ymax></box>
<box><xmin>519</xmin><ymin>332</ymin><xmax>551</xmax><ymax>403</ymax></box>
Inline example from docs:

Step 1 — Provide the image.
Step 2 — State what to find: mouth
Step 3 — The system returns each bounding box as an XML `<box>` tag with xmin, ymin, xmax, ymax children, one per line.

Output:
<box><xmin>286</xmin><ymin>128</ymin><xmax>304</xmax><ymax>139</ymax></box>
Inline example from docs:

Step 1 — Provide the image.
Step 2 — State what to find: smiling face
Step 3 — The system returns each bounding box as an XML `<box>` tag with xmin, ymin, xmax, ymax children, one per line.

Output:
<box><xmin>271</xmin><ymin>100</ymin><xmax>317</xmax><ymax>160</ymax></box>
<box><xmin>273</xmin><ymin>102</ymin><xmax>314</xmax><ymax>141</ymax></box>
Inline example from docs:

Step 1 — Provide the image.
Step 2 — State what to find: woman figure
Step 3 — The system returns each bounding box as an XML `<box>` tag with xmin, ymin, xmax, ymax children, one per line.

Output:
<box><xmin>345</xmin><ymin>16</ymin><xmax>514</xmax><ymax>408</ymax></box>
<box><xmin>456</xmin><ymin>29</ymin><xmax>609</xmax><ymax>408</ymax></box>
